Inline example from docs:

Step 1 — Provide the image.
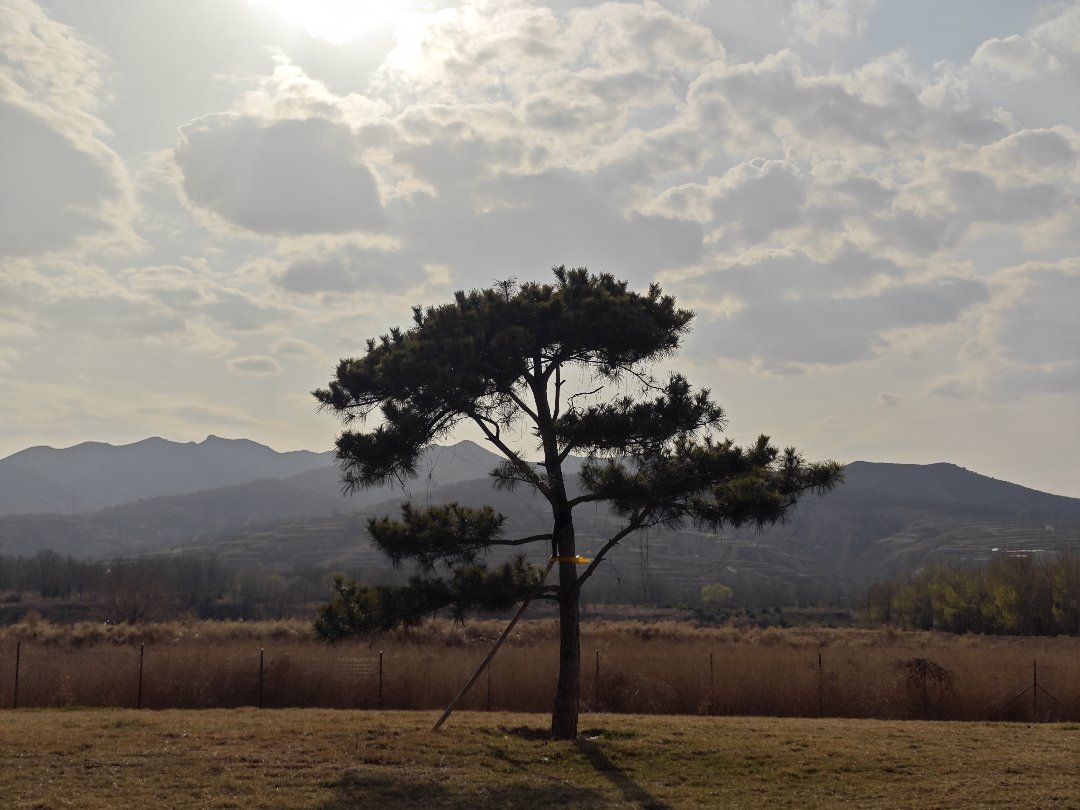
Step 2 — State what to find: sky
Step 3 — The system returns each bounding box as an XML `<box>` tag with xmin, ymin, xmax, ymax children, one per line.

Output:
<box><xmin>1</xmin><ymin>0</ymin><xmax>1079</xmax><ymax>497</ymax></box>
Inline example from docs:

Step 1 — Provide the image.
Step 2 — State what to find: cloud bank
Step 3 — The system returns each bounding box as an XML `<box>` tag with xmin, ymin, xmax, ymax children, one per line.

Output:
<box><xmin>1</xmin><ymin>0</ymin><xmax>1078</xmax><ymax>496</ymax></box>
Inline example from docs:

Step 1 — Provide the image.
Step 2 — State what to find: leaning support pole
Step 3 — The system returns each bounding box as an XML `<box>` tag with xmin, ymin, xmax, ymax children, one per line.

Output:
<box><xmin>432</xmin><ymin>558</ymin><xmax>555</xmax><ymax>732</ymax></box>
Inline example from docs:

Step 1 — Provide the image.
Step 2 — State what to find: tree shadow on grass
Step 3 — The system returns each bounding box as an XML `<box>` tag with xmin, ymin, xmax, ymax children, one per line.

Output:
<box><xmin>320</xmin><ymin>768</ymin><xmax>606</xmax><ymax>809</ymax></box>
<box><xmin>496</xmin><ymin>725</ymin><xmax>669</xmax><ymax>810</ymax></box>
<box><xmin>575</xmin><ymin>739</ymin><xmax>673</xmax><ymax>810</ymax></box>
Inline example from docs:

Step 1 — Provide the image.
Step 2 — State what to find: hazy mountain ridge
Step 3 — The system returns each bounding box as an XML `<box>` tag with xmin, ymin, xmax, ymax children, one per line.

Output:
<box><xmin>3</xmin><ymin>436</ymin><xmax>1080</xmax><ymax>603</ymax></box>
<box><xmin>827</xmin><ymin>461</ymin><xmax>1080</xmax><ymax>522</ymax></box>
<box><xmin>0</xmin><ymin>435</ymin><xmax>334</xmax><ymax>516</ymax></box>
<box><xmin>0</xmin><ymin>438</ymin><xmax>511</xmax><ymax>558</ymax></box>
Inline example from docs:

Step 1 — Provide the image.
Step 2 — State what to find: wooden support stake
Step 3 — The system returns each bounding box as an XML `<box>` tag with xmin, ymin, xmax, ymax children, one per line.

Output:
<box><xmin>432</xmin><ymin>558</ymin><xmax>555</xmax><ymax>732</ymax></box>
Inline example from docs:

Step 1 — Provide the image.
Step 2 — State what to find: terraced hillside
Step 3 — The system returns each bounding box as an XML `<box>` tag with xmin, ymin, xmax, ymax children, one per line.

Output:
<box><xmin>3</xmin><ymin>448</ymin><xmax>1080</xmax><ymax>604</ymax></box>
<box><xmin>851</xmin><ymin>517</ymin><xmax>1080</xmax><ymax>582</ymax></box>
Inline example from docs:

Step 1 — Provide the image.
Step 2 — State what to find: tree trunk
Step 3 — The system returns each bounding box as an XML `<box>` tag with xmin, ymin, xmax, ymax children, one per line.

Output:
<box><xmin>532</xmin><ymin>364</ymin><xmax>579</xmax><ymax>740</ymax></box>
<box><xmin>549</xmin><ymin>501</ymin><xmax>580</xmax><ymax>740</ymax></box>
<box><xmin>551</xmin><ymin>556</ymin><xmax>580</xmax><ymax>740</ymax></box>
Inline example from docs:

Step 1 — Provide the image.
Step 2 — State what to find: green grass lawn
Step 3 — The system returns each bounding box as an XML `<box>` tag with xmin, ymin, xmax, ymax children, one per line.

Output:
<box><xmin>2</xmin><ymin>709</ymin><xmax>1078</xmax><ymax>808</ymax></box>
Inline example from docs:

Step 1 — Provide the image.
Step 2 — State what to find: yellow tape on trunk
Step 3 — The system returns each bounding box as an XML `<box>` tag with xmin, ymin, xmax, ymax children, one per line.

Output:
<box><xmin>550</xmin><ymin>555</ymin><xmax>592</xmax><ymax>564</ymax></box>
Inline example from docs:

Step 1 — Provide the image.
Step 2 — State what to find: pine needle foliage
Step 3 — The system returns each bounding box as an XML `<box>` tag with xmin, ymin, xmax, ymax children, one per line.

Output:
<box><xmin>314</xmin><ymin>267</ymin><xmax>842</xmax><ymax>738</ymax></box>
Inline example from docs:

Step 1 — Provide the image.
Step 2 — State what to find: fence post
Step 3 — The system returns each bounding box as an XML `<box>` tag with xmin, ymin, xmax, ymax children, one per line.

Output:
<box><xmin>378</xmin><ymin>651</ymin><xmax>383</xmax><ymax>710</ymax></box>
<box><xmin>817</xmin><ymin>652</ymin><xmax>823</xmax><ymax>718</ymax></box>
<box><xmin>709</xmin><ymin>652</ymin><xmax>715</xmax><ymax>714</ymax></box>
<box><xmin>1033</xmin><ymin>660</ymin><xmax>1038</xmax><ymax>716</ymax></box>
<box><xmin>137</xmin><ymin>643</ymin><xmax>145</xmax><ymax>710</ymax></box>
<box><xmin>258</xmin><ymin>648</ymin><xmax>265</xmax><ymax>709</ymax></box>
<box><xmin>12</xmin><ymin>640</ymin><xmax>20</xmax><ymax>710</ymax></box>
<box><xmin>594</xmin><ymin>649</ymin><xmax>600</xmax><ymax>710</ymax></box>
<box><xmin>922</xmin><ymin>664</ymin><xmax>928</xmax><ymax>718</ymax></box>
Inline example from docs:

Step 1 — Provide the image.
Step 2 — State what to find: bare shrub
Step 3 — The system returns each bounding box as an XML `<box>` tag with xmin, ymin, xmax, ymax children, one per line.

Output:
<box><xmin>894</xmin><ymin>657</ymin><xmax>957</xmax><ymax>719</ymax></box>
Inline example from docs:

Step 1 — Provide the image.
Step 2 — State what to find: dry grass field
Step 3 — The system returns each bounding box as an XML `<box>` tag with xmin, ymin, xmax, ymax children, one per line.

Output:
<box><xmin>2</xmin><ymin>709</ymin><xmax>1079</xmax><ymax>808</ymax></box>
<box><xmin>2</xmin><ymin>613</ymin><xmax>1080</xmax><ymax>721</ymax></box>
<box><xmin>2</xmin><ymin>617</ymin><xmax>1080</xmax><ymax>721</ymax></box>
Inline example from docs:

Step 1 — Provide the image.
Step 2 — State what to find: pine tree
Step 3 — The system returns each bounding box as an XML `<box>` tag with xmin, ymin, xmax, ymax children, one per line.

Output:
<box><xmin>314</xmin><ymin>267</ymin><xmax>842</xmax><ymax>739</ymax></box>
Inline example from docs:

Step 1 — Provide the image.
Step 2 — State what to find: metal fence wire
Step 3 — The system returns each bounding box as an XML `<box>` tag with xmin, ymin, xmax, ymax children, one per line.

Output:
<box><xmin>2</xmin><ymin>641</ymin><xmax>1078</xmax><ymax>722</ymax></box>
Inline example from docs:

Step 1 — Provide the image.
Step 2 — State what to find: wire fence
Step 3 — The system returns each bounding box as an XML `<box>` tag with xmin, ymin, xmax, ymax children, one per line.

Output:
<box><xmin>3</xmin><ymin>640</ymin><xmax>1078</xmax><ymax>722</ymax></box>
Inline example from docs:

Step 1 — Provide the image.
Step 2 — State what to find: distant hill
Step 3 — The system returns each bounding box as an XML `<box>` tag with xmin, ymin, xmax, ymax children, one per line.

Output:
<box><xmin>3</xmin><ymin>440</ymin><xmax>1080</xmax><ymax>605</ymax></box>
<box><xmin>0</xmin><ymin>435</ymin><xmax>521</xmax><ymax>518</ymax></box>
<box><xmin>0</xmin><ymin>439</ymin><xmax>512</xmax><ymax>558</ymax></box>
<box><xmin>825</xmin><ymin>461</ymin><xmax>1080</xmax><ymax>522</ymax></box>
<box><xmin>0</xmin><ymin>436</ymin><xmax>333</xmax><ymax>516</ymax></box>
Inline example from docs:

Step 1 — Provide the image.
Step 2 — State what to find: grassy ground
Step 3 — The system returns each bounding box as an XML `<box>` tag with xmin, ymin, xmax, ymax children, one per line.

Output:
<box><xmin>2</xmin><ymin>709</ymin><xmax>1079</xmax><ymax>808</ymax></box>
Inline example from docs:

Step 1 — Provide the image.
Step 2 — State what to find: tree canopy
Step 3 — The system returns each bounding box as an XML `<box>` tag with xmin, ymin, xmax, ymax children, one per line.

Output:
<box><xmin>866</xmin><ymin>553</ymin><xmax>1080</xmax><ymax>636</ymax></box>
<box><xmin>314</xmin><ymin>267</ymin><xmax>842</xmax><ymax>738</ymax></box>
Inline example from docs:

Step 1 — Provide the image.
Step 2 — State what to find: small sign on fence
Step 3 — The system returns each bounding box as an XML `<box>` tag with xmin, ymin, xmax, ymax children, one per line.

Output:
<box><xmin>337</xmin><ymin>657</ymin><xmax>379</xmax><ymax>678</ymax></box>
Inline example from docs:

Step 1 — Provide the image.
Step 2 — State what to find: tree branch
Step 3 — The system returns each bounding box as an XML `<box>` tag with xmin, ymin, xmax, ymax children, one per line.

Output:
<box><xmin>567</xmin><ymin>493</ymin><xmax>603</xmax><ymax>509</ymax></box>
<box><xmin>567</xmin><ymin>386</ymin><xmax>605</xmax><ymax>407</ymax></box>
<box><xmin>573</xmin><ymin>515</ymin><xmax>649</xmax><ymax>592</ymax></box>
<box><xmin>504</xmin><ymin>389</ymin><xmax>538</xmax><ymax>422</ymax></box>
<box><xmin>557</xmin><ymin>444</ymin><xmax>578</xmax><ymax>465</ymax></box>
<box><xmin>556</xmin><ymin>386</ymin><xmax>605</xmax><ymax>465</ymax></box>
<box><xmin>552</xmin><ymin>363</ymin><xmax>562</xmax><ymax>422</ymax></box>
<box><xmin>491</xmin><ymin>533</ymin><xmax>553</xmax><ymax>547</ymax></box>
<box><xmin>621</xmin><ymin>364</ymin><xmax>666</xmax><ymax>393</ymax></box>
<box><xmin>470</xmin><ymin>413</ymin><xmax>552</xmax><ymax>499</ymax></box>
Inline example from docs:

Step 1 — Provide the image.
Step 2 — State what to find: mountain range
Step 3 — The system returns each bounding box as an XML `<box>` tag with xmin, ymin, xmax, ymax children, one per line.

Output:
<box><xmin>0</xmin><ymin>436</ymin><xmax>331</xmax><ymax>515</ymax></box>
<box><xmin>2</xmin><ymin>436</ymin><xmax>1080</xmax><ymax>603</ymax></box>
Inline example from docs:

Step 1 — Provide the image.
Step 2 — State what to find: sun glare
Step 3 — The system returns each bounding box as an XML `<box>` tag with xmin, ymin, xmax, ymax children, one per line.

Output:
<box><xmin>256</xmin><ymin>0</ymin><xmax>414</xmax><ymax>44</ymax></box>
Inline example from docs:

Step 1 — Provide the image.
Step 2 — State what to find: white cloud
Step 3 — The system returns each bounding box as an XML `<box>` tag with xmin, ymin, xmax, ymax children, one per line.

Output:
<box><xmin>788</xmin><ymin>0</ymin><xmax>876</xmax><ymax>44</ymax></box>
<box><xmin>972</xmin><ymin>34</ymin><xmax>1062</xmax><ymax>80</ymax></box>
<box><xmin>0</xmin><ymin>98</ymin><xmax>127</xmax><ymax>255</ymax></box>
<box><xmin>393</xmin><ymin>169</ymin><xmax>705</xmax><ymax>289</ymax></box>
<box><xmin>994</xmin><ymin>262</ymin><xmax>1080</xmax><ymax>388</ymax></box>
<box><xmin>0</xmin><ymin>2</ymin><xmax>137</xmax><ymax>257</ymax></box>
<box><xmin>175</xmin><ymin>114</ymin><xmax>384</xmax><ymax>236</ymax></box>
<box><xmin>275</xmin><ymin>240</ymin><xmax>424</xmax><ymax>294</ymax></box>
<box><xmin>0</xmin><ymin>347</ymin><xmax>18</xmax><ymax>374</ymax></box>
<box><xmin>687</xmin><ymin>249</ymin><xmax>987</xmax><ymax>372</ymax></box>
<box><xmin>271</xmin><ymin>337</ymin><xmax>322</xmax><ymax>358</ymax></box>
<box><xmin>1027</xmin><ymin>2</ymin><xmax>1080</xmax><ymax>63</ymax></box>
<box><xmin>3</xmin><ymin>0</ymin><xmax>1080</xmax><ymax>495</ymax></box>
<box><xmin>931</xmin><ymin>259</ymin><xmax>1080</xmax><ymax>402</ymax></box>
<box><xmin>688</xmin><ymin>50</ymin><xmax>1012</xmax><ymax>161</ymax></box>
<box><xmin>968</xmin><ymin>3</ymin><xmax>1080</xmax><ymax>86</ymax></box>
<box><xmin>977</xmin><ymin>127</ymin><xmax>1080</xmax><ymax>182</ymax></box>
<box><xmin>878</xmin><ymin>391</ymin><xmax>899</xmax><ymax>407</ymax></box>
<box><xmin>128</xmin><ymin>265</ymin><xmax>293</xmax><ymax>333</ymax></box>
<box><xmin>378</xmin><ymin>0</ymin><xmax>720</xmax><ymax>96</ymax></box>
<box><xmin>0</xmin><ymin>0</ymin><xmax>107</xmax><ymax>118</ymax></box>
<box><xmin>1</xmin><ymin>262</ymin><xmax>186</xmax><ymax>340</ymax></box>
<box><xmin>226</xmin><ymin>355</ymin><xmax>282</xmax><ymax>375</ymax></box>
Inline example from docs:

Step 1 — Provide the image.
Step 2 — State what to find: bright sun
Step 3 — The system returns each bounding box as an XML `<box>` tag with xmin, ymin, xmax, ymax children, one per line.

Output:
<box><xmin>256</xmin><ymin>0</ymin><xmax>414</xmax><ymax>44</ymax></box>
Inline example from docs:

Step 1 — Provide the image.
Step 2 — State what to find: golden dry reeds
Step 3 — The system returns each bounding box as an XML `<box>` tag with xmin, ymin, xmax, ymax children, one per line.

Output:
<box><xmin>2</xmin><ymin>617</ymin><xmax>1079</xmax><ymax>721</ymax></box>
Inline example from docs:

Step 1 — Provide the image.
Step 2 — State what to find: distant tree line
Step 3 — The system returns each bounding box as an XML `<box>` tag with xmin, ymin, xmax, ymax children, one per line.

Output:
<box><xmin>0</xmin><ymin>550</ymin><xmax>360</xmax><ymax>623</ymax></box>
<box><xmin>866</xmin><ymin>553</ymin><xmax>1080</xmax><ymax>636</ymax></box>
